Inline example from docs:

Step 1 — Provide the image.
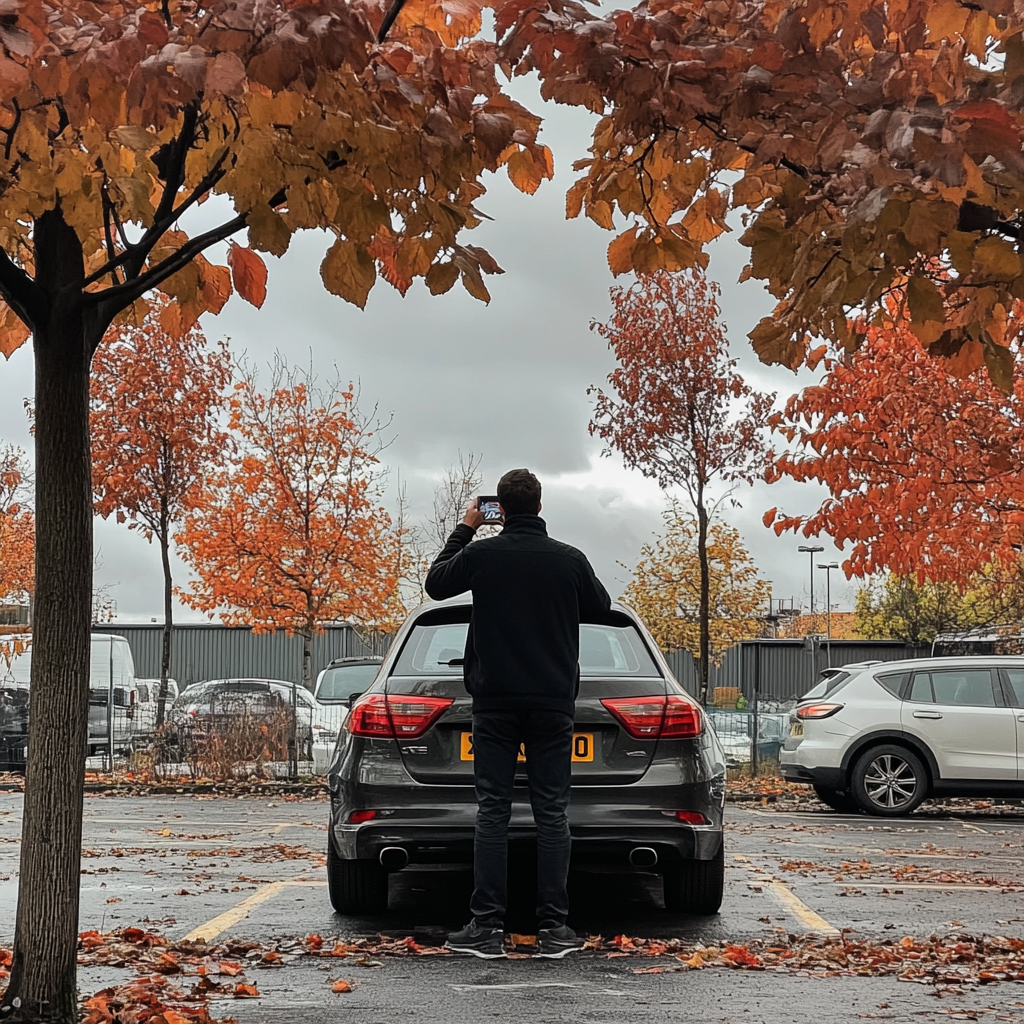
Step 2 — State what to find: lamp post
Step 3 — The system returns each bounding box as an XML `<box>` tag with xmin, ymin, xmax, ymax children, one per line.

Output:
<box><xmin>798</xmin><ymin>545</ymin><xmax>824</xmax><ymax>688</ymax></box>
<box><xmin>797</xmin><ymin>545</ymin><xmax>824</xmax><ymax>617</ymax></box>
<box><xmin>818</xmin><ymin>562</ymin><xmax>839</xmax><ymax>668</ymax></box>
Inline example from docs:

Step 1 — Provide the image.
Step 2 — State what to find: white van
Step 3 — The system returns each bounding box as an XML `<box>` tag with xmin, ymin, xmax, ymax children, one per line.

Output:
<box><xmin>0</xmin><ymin>633</ymin><xmax>138</xmax><ymax>767</ymax></box>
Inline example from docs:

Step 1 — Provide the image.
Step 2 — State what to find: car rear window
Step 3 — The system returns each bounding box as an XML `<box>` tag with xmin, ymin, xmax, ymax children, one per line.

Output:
<box><xmin>317</xmin><ymin>663</ymin><xmax>381</xmax><ymax>700</ymax></box>
<box><xmin>800</xmin><ymin>670</ymin><xmax>850</xmax><ymax>701</ymax></box>
<box><xmin>875</xmin><ymin>671</ymin><xmax>909</xmax><ymax>698</ymax></box>
<box><xmin>392</xmin><ymin>623</ymin><xmax>661</xmax><ymax>677</ymax></box>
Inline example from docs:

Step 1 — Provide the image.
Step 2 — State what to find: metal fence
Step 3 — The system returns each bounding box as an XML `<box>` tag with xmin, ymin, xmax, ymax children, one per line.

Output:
<box><xmin>665</xmin><ymin>639</ymin><xmax>930</xmax><ymax>703</ymax></box>
<box><xmin>91</xmin><ymin>623</ymin><xmax>392</xmax><ymax>689</ymax></box>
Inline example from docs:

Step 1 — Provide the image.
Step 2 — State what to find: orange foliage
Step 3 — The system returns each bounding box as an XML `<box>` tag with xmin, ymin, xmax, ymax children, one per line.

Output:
<box><xmin>505</xmin><ymin>0</ymin><xmax>1024</xmax><ymax>372</ymax></box>
<box><xmin>176</xmin><ymin>360</ymin><xmax>398</xmax><ymax>646</ymax></box>
<box><xmin>91</xmin><ymin>296</ymin><xmax>232</xmax><ymax>544</ymax></box>
<box><xmin>766</xmin><ymin>314</ymin><xmax>1024</xmax><ymax>584</ymax></box>
<box><xmin>0</xmin><ymin>446</ymin><xmax>33</xmax><ymax>604</ymax></box>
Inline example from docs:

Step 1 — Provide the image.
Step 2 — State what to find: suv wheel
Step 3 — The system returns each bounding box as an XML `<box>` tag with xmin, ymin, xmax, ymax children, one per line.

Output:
<box><xmin>663</xmin><ymin>843</ymin><xmax>724</xmax><ymax>915</ymax></box>
<box><xmin>851</xmin><ymin>745</ymin><xmax>927</xmax><ymax>817</ymax></box>
<box><xmin>327</xmin><ymin>840</ymin><xmax>388</xmax><ymax>915</ymax></box>
<box><xmin>813</xmin><ymin>785</ymin><xmax>860</xmax><ymax>814</ymax></box>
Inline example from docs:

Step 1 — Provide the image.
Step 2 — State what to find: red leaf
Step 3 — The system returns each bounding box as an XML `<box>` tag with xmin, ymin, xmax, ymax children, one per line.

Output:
<box><xmin>228</xmin><ymin>245</ymin><xmax>268</xmax><ymax>308</ymax></box>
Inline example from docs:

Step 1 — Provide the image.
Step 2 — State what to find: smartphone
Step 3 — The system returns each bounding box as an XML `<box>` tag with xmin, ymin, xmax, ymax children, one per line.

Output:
<box><xmin>477</xmin><ymin>495</ymin><xmax>503</xmax><ymax>523</ymax></box>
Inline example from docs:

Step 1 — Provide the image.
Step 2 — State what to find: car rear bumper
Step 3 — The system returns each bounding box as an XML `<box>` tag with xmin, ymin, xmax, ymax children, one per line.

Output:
<box><xmin>331</xmin><ymin>820</ymin><xmax>723</xmax><ymax>866</ymax></box>
<box><xmin>779</xmin><ymin>761</ymin><xmax>845</xmax><ymax>789</ymax></box>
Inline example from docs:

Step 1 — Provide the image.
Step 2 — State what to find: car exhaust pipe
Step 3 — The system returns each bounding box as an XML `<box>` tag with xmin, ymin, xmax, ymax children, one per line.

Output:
<box><xmin>628</xmin><ymin>846</ymin><xmax>658</xmax><ymax>868</ymax></box>
<box><xmin>379</xmin><ymin>846</ymin><xmax>409</xmax><ymax>870</ymax></box>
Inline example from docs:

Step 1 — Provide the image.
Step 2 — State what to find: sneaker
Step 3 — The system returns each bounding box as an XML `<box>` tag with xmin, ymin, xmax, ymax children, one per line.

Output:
<box><xmin>445</xmin><ymin>921</ymin><xmax>506</xmax><ymax>959</ymax></box>
<box><xmin>535</xmin><ymin>925</ymin><xmax>584</xmax><ymax>959</ymax></box>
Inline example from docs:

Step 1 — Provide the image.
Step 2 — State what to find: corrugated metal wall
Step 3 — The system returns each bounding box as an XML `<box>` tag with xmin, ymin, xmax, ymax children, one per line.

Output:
<box><xmin>91</xmin><ymin>624</ymin><xmax>392</xmax><ymax>689</ymax></box>
<box><xmin>665</xmin><ymin>639</ymin><xmax>931</xmax><ymax>703</ymax></box>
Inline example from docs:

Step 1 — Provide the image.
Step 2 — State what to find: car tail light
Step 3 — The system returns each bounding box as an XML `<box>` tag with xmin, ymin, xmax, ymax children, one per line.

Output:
<box><xmin>664</xmin><ymin>810</ymin><xmax>709</xmax><ymax>825</ymax></box>
<box><xmin>796</xmin><ymin>702</ymin><xmax>844</xmax><ymax>720</ymax></box>
<box><xmin>348</xmin><ymin>810</ymin><xmax>377</xmax><ymax>824</ymax></box>
<box><xmin>348</xmin><ymin>693</ymin><xmax>454</xmax><ymax>739</ymax></box>
<box><xmin>348</xmin><ymin>694</ymin><xmax>392</xmax><ymax>736</ymax></box>
<box><xmin>601</xmin><ymin>695</ymin><xmax>702</xmax><ymax>740</ymax></box>
<box><xmin>387</xmin><ymin>695</ymin><xmax>454</xmax><ymax>736</ymax></box>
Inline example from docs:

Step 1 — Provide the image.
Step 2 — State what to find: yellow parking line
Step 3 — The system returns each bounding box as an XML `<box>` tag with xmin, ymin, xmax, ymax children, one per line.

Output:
<box><xmin>182</xmin><ymin>878</ymin><xmax>324</xmax><ymax>943</ymax></box>
<box><xmin>766</xmin><ymin>880</ymin><xmax>840</xmax><ymax>937</ymax></box>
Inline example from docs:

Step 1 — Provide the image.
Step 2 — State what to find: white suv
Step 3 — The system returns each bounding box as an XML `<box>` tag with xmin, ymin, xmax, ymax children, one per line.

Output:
<box><xmin>780</xmin><ymin>657</ymin><xmax>1024</xmax><ymax>816</ymax></box>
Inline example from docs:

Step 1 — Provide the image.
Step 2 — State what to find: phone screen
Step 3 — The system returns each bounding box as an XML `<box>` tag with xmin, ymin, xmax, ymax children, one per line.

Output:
<box><xmin>478</xmin><ymin>496</ymin><xmax>502</xmax><ymax>523</ymax></box>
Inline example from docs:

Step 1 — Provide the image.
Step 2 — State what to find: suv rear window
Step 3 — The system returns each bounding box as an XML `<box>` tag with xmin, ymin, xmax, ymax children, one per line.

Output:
<box><xmin>800</xmin><ymin>670</ymin><xmax>850</xmax><ymax>701</ymax></box>
<box><xmin>392</xmin><ymin>623</ymin><xmax>661</xmax><ymax>677</ymax></box>
<box><xmin>875</xmin><ymin>671</ymin><xmax>909</xmax><ymax>698</ymax></box>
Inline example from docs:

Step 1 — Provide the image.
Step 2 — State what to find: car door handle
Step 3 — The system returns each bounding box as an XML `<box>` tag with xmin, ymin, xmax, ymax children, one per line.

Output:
<box><xmin>913</xmin><ymin>711</ymin><xmax>943</xmax><ymax>719</ymax></box>
<box><xmin>1018</xmin><ymin>715</ymin><xmax>1024</xmax><ymax>723</ymax></box>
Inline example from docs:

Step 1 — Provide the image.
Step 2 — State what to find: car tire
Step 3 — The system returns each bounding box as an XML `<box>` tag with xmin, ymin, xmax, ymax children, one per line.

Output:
<box><xmin>813</xmin><ymin>785</ymin><xmax>860</xmax><ymax>814</ymax></box>
<box><xmin>327</xmin><ymin>840</ymin><xmax>388</xmax><ymax>915</ymax></box>
<box><xmin>850</xmin><ymin>744</ymin><xmax>928</xmax><ymax>817</ymax></box>
<box><xmin>663</xmin><ymin>842</ymin><xmax>724</xmax><ymax>915</ymax></box>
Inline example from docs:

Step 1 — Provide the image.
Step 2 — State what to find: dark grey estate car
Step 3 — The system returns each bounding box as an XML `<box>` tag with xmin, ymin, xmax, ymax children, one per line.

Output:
<box><xmin>326</xmin><ymin>597</ymin><xmax>726</xmax><ymax>917</ymax></box>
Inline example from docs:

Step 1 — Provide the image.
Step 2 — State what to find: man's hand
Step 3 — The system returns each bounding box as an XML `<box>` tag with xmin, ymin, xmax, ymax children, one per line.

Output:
<box><xmin>462</xmin><ymin>498</ymin><xmax>486</xmax><ymax>530</ymax></box>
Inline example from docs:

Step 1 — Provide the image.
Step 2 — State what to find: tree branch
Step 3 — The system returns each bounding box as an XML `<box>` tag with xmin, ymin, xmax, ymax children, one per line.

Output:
<box><xmin>377</xmin><ymin>0</ymin><xmax>407</xmax><ymax>42</ymax></box>
<box><xmin>88</xmin><ymin>212</ymin><xmax>248</xmax><ymax>328</ymax></box>
<box><xmin>0</xmin><ymin>248</ymin><xmax>47</xmax><ymax>329</ymax></box>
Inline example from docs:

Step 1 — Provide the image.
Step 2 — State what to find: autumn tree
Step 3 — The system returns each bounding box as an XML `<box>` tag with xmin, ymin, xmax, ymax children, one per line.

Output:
<box><xmin>504</xmin><ymin>0</ymin><xmax>1024</xmax><ymax>377</ymax></box>
<box><xmin>765</xmin><ymin>307</ymin><xmax>1024</xmax><ymax>583</ymax></box>
<box><xmin>624</xmin><ymin>505</ymin><xmax>770</xmax><ymax>660</ymax></box>
<box><xmin>91</xmin><ymin>297</ymin><xmax>232</xmax><ymax>726</ymax></box>
<box><xmin>177</xmin><ymin>359</ymin><xmax>398</xmax><ymax>771</ymax></box>
<box><xmin>0</xmin><ymin>3</ymin><xmax>553</xmax><ymax>1016</ymax></box>
<box><xmin>590</xmin><ymin>270</ymin><xmax>774</xmax><ymax>704</ymax></box>
<box><xmin>855</xmin><ymin>566</ymin><xmax>1024</xmax><ymax>645</ymax></box>
<box><xmin>0</xmin><ymin>446</ymin><xmax>34</xmax><ymax>609</ymax></box>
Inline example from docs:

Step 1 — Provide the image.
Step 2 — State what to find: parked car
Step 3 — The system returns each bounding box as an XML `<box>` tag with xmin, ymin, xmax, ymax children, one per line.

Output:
<box><xmin>780</xmin><ymin>656</ymin><xmax>1024</xmax><ymax>816</ymax></box>
<box><xmin>131</xmin><ymin>678</ymin><xmax>180</xmax><ymax>743</ymax></box>
<box><xmin>0</xmin><ymin>633</ymin><xmax>137</xmax><ymax>770</ymax></box>
<box><xmin>311</xmin><ymin>657</ymin><xmax>383</xmax><ymax>773</ymax></box>
<box><xmin>169</xmin><ymin>678</ymin><xmax>317</xmax><ymax>760</ymax></box>
<box><xmin>326</xmin><ymin>596</ymin><xmax>726</xmax><ymax>916</ymax></box>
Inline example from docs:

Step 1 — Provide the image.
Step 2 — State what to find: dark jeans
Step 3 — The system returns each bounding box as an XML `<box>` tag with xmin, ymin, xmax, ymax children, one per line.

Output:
<box><xmin>469</xmin><ymin>709</ymin><xmax>574</xmax><ymax>930</ymax></box>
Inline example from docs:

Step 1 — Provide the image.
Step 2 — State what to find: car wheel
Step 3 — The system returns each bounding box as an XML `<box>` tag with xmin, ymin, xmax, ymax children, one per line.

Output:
<box><xmin>663</xmin><ymin>842</ymin><xmax>724</xmax><ymax>915</ymax></box>
<box><xmin>851</xmin><ymin>745</ymin><xmax>927</xmax><ymax>817</ymax></box>
<box><xmin>813</xmin><ymin>785</ymin><xmax>860</xmax><ymax>814</ymax></box>
<box><xmin>327</xmin><ymin>840</ymin><xmax>388</xmax><ymax>915</ymax></box>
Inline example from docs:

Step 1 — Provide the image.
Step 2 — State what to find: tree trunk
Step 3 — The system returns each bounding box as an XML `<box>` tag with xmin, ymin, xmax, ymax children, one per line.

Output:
<box><xmin>4</xmin><ymin>211</ymin><xmax>93</xmax><ymax>1023</ymax></box>
<box><xmin>696</xmin><ymin>491</ymin><xmax>711</xmax><ymax>707</ymax></box>
<box><xmin>156</xmin><ymin>504</ymin><xmax>173</xmax><ymax>729</ymax></box>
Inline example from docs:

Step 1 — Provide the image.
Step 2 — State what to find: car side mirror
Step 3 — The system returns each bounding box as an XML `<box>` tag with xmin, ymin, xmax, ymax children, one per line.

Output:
<box><xmin>348</xmin><ymin>692</ymin><xmax>363</xmax><ymax>709</ymax></box>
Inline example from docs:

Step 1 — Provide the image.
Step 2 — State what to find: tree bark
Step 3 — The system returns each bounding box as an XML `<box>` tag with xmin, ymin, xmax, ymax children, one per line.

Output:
<box><xmin>696</xmin><ymin>486</ymin><xmax>711</xmax><ymax>707</ymax></box>
<box><xmin>156</xmin><ymin>499</ymin><xmax>172</xmax><ymax>729</ymax></box>
<box><xmin>3</xmin><ymin>210</ymin><xmax>94</xmax><ymax>1024</ymax></box>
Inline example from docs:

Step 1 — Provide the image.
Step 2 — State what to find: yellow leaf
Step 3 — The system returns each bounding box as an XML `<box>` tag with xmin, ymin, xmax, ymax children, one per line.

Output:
<box><xmin>972</xmin><ymin>236</ymin><xmax>1022</xmax><ymax>283</ymax></box>
<box><xmin>321</xmin><ymin>238</ymin><xmax>376</xmax><ymax>309</ymax></box>
<box><xmin>0</xmin><ymin>302</ymin><xmax>30</xmax><ymax>359</ymax></box>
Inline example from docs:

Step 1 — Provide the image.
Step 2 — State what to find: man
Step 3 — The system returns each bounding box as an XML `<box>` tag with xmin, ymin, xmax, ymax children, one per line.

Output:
<box><xmin>425</xmin><ymin>468</ymin><xmax>612</xmax><ymax>959</ymax></box>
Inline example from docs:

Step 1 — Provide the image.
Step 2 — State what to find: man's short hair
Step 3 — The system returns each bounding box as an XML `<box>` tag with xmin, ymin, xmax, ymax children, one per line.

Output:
<box><xmin>497</xmin><ymin>468</ymin><xmax>541</xmax><ymax>517</ymax></box>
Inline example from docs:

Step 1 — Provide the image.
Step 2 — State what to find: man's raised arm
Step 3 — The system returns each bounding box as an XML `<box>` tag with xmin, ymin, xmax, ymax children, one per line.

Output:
<box><xmin>425</xmin><ymin>499</ymin><xmax>486</xmax><ymax>600</ymax></box>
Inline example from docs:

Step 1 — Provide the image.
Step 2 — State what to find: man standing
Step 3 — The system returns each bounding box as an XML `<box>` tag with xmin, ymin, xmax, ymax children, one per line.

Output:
<box><xmin>425</xmin><ymin>468</ymin><xmax>612</xmax><ymax>959</ymax></box>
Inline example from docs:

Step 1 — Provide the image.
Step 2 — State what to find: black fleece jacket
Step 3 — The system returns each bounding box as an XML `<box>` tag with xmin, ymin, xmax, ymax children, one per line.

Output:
<box><xmin>424</xmin><ymin>515</ymin><xmax>612</xmax><ymax>718</ymax></box>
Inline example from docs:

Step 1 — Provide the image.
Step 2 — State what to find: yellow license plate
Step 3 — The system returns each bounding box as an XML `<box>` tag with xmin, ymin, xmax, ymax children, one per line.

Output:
<box><xmin>790</xmin><ymin>722</ymin><xmax>804</xmax><ymax>737</ymax></box>
<box><xmin>460</xmin><ymin>732</ymin><xmax>594</xmax><ymax>762</ymax></box>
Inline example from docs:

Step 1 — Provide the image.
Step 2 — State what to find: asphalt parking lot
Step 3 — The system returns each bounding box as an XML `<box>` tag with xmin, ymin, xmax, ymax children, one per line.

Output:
<box><xmin>2</xmin><ymin>792</ymin><xmax>1024</xmax><ymax>1022</ymax></box>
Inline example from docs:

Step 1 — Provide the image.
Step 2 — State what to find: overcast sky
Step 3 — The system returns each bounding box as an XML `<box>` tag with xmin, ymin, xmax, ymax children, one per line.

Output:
<box><xmin>0</xmin><ymin>77</ymin><xmax>858</xmax><ymax>624</ymax></box>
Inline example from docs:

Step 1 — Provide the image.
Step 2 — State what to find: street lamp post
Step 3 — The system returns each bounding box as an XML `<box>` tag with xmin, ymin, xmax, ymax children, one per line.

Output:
<box><xmin>818</xmin><ymin>562</ymin><xmax>839</xmax><ymax>668</ymax></box>
<box><xmin>798</xmin><ymin>545</ymin><xmax>824</xmax><ymax>687</ymax></box>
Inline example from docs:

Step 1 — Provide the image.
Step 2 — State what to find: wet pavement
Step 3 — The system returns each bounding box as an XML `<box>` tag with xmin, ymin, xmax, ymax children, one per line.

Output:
<box><xmin>2</xmin><ymin>792</ymin><xmax>1024</xmax><ymax>1021</ymax></box>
